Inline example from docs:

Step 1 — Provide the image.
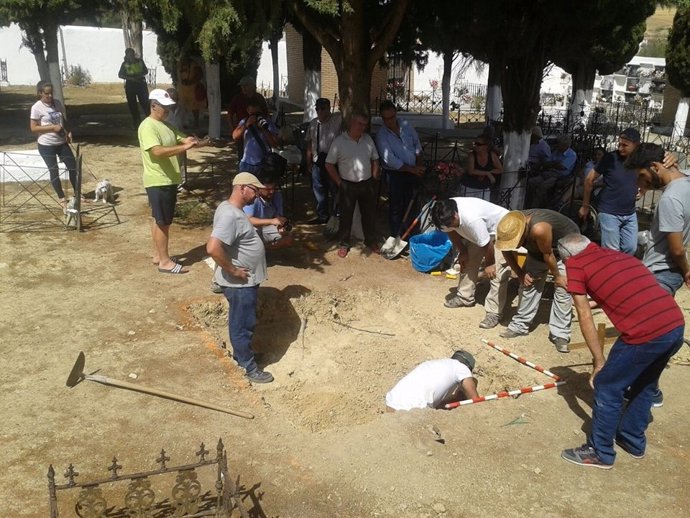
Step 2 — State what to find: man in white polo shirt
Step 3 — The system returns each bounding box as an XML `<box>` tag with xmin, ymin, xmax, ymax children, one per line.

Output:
<box><xmin>386</xmin><ymin>350</ymin><xmax>478</xmax><ymax>411</ymax></box>
<box><xmin>325</xmin><ymin>111</ymin><xmax>380</xmax><ymax>258</ymax></box>
<box><xmin>431</xmin><ymin>198</ymin><xmax>511</xmax><ymax>329</ymax></box>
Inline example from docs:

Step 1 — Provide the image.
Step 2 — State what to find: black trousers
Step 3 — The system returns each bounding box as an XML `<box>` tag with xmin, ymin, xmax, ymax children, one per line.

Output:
<box><xmin>125</xmin><ymin>81</ymin><xmax>150</xmax><ymax>127</ymax></box>
<box><xmin>337</xmin><ymin>177</ymin><xmax>378</xmax><ymax>248</ymax></box>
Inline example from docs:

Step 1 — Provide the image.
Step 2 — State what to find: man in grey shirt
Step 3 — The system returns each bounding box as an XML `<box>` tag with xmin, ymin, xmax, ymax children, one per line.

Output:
<box><xmin>624</xmin><ymin>143</ymin><xmax>690</xmax><ymax>407</ymax></box>
<box><xmin>625</xmin><ymin>143</ymin><xmax>690</xmax><ymax>295</ymax></box>
<box><xmin>207</xmin><ymin>172</ymin><xmax>273</xmax><ymax>383</ymax></box>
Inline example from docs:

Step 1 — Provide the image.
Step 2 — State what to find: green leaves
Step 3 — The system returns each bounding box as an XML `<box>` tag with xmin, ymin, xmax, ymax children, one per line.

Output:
<box><xmin>666</xmin><ymin>7</ymin><xmax>690</xmax><ymax>96</ymax></box>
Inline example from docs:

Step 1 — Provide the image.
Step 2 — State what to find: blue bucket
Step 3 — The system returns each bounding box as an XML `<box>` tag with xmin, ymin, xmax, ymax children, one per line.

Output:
<box><xmin>409</xmin><ymin>230</ymin><xmax>452</xmax><ymax>273</ymax></box>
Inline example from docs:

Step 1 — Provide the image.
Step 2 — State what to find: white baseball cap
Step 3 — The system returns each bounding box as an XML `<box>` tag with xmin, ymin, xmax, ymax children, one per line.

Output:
<box><xmin>149</xmin><ymin>88</ymin><xmax>176</xmax><ymax>106</ymax></box>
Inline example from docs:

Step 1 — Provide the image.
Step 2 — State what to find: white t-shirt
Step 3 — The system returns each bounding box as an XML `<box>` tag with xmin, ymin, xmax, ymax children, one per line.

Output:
<box><xmin>325</xmin><ymin>132</ymin><xmax>379</xmax><ymax>182</ymax></box>
<box><xmin>30</xmin><ymin>99</ymin><xmax>67</xmax><ymax>146</ymax></box>
<box><xmin>450</xmin><ymin>197</ymin><xmax>509</xmax><ymax>247</ymax></box>
<box><xmin>385</xmin><ymin>359</ymin><xmax>472</xmax><ymax>411</ymax></box>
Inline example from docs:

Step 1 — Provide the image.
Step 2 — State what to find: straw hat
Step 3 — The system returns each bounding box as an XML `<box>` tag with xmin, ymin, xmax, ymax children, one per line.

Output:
<box><xmin>495</xmin><ymin>211</ymin><xmax>527</xmax><ymax>251</ymax></box>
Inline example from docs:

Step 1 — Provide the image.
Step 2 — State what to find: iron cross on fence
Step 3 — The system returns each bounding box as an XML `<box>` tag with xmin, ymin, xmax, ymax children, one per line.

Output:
<box><xmin>157</xmin><ymin>449</ymin><xmax>171</xmax><ymax>470</ymax></box>
<box><xmin>108</xmin><ymin>457</ymin><xmax>123</xmax><ymax>479</ymax></box>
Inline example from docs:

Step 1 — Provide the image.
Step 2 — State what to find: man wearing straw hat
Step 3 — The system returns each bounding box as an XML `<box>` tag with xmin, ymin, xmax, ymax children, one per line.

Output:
<box><xmin>557</xmin><ymin>233</ymin><xmax>684</xmax><ymax>469</ymax></box>
<box><xmin>495</xmin><ymin>209</ymin><xmax>579</xmax><ymax>352</ymax></box>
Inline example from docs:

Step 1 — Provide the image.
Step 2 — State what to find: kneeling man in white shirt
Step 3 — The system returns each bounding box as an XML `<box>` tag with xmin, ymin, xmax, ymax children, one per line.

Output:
<box><xmin>385</xmin><ymin>350</ymin><xmax>479</xmax><ymax>411</ymax></box>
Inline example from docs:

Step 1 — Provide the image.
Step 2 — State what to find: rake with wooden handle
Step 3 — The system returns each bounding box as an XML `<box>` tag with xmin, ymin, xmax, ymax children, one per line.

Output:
<box><xmin>66</xmin><ymin>352</ymin><xmax>254</xmax><ymax>419</ymax></box>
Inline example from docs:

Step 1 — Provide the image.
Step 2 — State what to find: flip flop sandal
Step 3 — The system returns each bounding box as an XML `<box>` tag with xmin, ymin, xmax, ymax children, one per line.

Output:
<box><xmin>158</xmin><ymin>263</ymin><xmax>188</xmax><ymax>274</ymax></box>
<box><xmin>153</xmin><ymin>256</ymin><xmax>179</xmax><ymax>265</ymax></box>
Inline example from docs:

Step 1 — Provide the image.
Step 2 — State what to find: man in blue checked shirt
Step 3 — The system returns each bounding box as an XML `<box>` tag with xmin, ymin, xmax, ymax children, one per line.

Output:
<box><xmin>375</xmin><ymin>100</ymin><xmax>425</xmax><ymax>235</ymax></box>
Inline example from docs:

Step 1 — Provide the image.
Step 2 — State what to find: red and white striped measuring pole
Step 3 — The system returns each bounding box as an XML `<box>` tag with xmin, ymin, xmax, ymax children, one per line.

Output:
<box><xmin>482</xmin><ymin>339</ymin><xmax>562</xmax><ymax>381</ymax></box>
<box><xmin>444</xmin><ymin>339</ymin><xmax>567</xmax><ymax>409</ymax></box>
<box><xmin>444</xmin><ymin>381</ymin><xmax>566</xmax><ymax>408</ymax></box>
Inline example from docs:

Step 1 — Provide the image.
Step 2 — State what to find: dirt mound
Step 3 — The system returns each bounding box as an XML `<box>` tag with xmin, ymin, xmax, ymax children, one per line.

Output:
<box><xmin>187</xmin><ymin>287</ymin><xmax>553</xmax><ymax>432</ymax></box>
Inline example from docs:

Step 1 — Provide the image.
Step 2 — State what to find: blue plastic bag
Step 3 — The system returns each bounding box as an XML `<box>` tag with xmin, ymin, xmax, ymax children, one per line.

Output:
<box><xmin>409</xmin><ymin>230</ymin><xmax>452</xmax><ymax>273</ymax></box>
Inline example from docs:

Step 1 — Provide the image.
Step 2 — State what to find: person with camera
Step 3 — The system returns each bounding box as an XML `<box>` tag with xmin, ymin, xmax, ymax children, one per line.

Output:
<box><xmin>232</xmin><ymin>97</ymin><xmax>279</xmax><ymax>175</ymax></box>
<box><xmin>305</xmin><ymin>98</ymin><xmax>343</xmax><ymax>224</ymax></box>
<box><xmin>243</xmin><ymin>174</ymin><xmax>293</xmax><ymax>249</ymax></box>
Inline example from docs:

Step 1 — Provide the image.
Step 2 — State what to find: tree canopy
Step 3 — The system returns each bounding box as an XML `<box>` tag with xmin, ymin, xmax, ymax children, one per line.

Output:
<box><xmin>666</xmin><ymin>6</ymin><xmax>690</xmax><ymax>97</ymax></box>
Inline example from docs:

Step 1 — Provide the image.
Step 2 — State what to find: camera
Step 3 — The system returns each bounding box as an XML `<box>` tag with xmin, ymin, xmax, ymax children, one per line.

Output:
<box><xmin>257</xmin><ymin>116</ymin><xmax>269</xmax><ymax>130</ymax></box>
<box><xmin>279</xmin><ymin>221</ymin><xmax>292</xmax><ymax>233</ymax></box>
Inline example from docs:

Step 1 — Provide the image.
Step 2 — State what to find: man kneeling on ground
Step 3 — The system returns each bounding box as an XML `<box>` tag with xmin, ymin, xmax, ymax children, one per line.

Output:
<box><xmin>385</xmin><ymin>350</ymin><xmax>479</xmax><ymax>411</ymax></box>
<box><xmin>558</xmin><ymin>233</ymin><xmax>684</xmax><ymax>469</ymax></box>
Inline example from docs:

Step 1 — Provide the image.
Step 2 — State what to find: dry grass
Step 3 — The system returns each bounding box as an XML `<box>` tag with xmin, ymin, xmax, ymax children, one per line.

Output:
<box><xmin>646</xmin><ymin>7</ymin><xmax>676</xmax><ymax>39</ymax></box>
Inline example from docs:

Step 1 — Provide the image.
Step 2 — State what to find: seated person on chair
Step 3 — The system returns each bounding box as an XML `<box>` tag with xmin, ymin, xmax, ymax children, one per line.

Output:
<box><xmin>528</xmin><ymin>134</ymin><xmax>577</xmax><ymax>208</ymax></box>
<box><xmin>528</xmin><ymin>126</ymin><xmax>551</xmax><ymax>169</ymax></box>
<box><xmin>243</xmin><ymin>174</ymin><xmax>293</xmax><ymax>248</ymax></box>
<box><xmin>385</xmin><ymin>350</ymin><xmax>479</xmax><ymax>411</ymax></box>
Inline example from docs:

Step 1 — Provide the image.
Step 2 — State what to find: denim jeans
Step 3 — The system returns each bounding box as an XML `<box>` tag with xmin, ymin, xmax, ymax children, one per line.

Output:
<box><xmin>387</xmin><ymin>170</ymin><xmax>419</xmax><ymax>236</ymax></box>
<box><xmin>238</xmin><ymin>161</ymin><xmax>261</xmax><ymax>175</ymax></box>
<box><xmin>589</xmin><ymin>325</ymin><xmax>684</xmax><ymax>464</ymax></box>
<box><xmin>654</xmin><ymin>269</ymin><xmax>684</xmax><ymax>296</ymax></box>
<box><xmin>311</xmin><ymin>164</ymin><xmax>336</xmax><ymax>221</ymax></box>
<box><xmin>37</xmin><ymin>143</ymin><xmax>77</xmax><ymax>199</ymax></box>
<box><xmin>599</xmin><ymin>212</ymin><xmax>637</xmax><ymax>255</ymax></box>
<box><xmin>223</xmin><ymin>285</ymin><xmax>259</xmax><ymax>373</ymax></box>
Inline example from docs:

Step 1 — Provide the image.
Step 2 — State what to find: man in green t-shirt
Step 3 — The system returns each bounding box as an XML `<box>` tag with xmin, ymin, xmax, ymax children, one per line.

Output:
<box><xmin>138</xmin><ymin>88</ymin><xmax>201</xmax><ymax>274</ymax></box>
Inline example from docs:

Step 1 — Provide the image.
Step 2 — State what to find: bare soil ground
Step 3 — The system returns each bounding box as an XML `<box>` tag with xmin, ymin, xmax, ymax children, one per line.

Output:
<box><xmin>1</xmin><ymin>85</ymin><xmax>689</xmax><ymax>517</ymax></box>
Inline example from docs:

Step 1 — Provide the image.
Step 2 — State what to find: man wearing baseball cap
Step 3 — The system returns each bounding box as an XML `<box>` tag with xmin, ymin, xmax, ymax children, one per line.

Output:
<box><xmin>206</xmin><ymin>172</ymin><xmax>274</xmax><ymax>383</ymax></box>
<box><xmin>385</xmin><ymin>349</ymin><xmax>479</xmax><ymax>411</ymax></box>
<box><xmin>138</xmin><ymin>88</ymin><xmax>202</xmax><ymax>274</ymax></box>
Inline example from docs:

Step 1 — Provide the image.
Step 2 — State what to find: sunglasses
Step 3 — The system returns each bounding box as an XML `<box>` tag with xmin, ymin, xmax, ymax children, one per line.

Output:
<box><xmin>243</xmin><ymin>185</ymin><xmax>258</xmax><ymax>194</ymax></box>
<box><xmin>474</xmin><ymin>141</ymin><xmax>487</xmax><ymax>146</ymax></box>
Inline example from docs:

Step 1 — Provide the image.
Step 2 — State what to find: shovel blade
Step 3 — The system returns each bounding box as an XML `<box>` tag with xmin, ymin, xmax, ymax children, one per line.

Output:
<box><xmin>381</xmin><ymin>237</ymin><xmax>407</xmax><ymax>259</ymax></box>
<box><xmin>324</xmin><ymin>215</ymin><xmax>339</xmax><ymax>237</ymax></box>
<box><xmin>66</xmin><ymin>351</ymin><xmax>86</xmax><ymax>387</ymax></box>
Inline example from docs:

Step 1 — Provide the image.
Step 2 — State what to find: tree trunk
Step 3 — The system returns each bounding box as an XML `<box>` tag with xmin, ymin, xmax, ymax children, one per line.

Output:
<box><xmin>441</xmin><ymin>50</ymin><xmax>454</xmax><ymax>130</ymax></box>
<box><xmin>120</xmin><ymin>9</ymin><xmax>143</xmax><ymax>58</ymax></box>
<box><xmin>500</xmin><ymin>54</ymin><xmax>545</xmax><ymax>209</ymax></box>
<box><xmin>302</xmin><ymin>29</ymin><xmax>321</xmax><ymax>122</ymax></box>
<box><xmin>569</xmin><ymin>62</ymin><xmax>596</xmax><ymax>129</ymax></box>
<box><xmin>269</xmin><ymin>32</ymin><xmax>281</xmax><ymax>107</ymax></box>
<box><xmin>21</xmin><ymin>22</ymin><xmax>49</xmax><ymax>81</ymax></box>
<box><xmin>205</xmin><ymin>62</ymin><xmax>221</xmax><ymax>139</ymax></box>
<box><xmin>43</xmin><ymin>21</ymin><xmax>65</xmax><ymax>107</ymax></box>
<box><xmin>485</xmin><ymin>60</ymin><xmax>503</xmax><ymax>123</ymax></box>
<box><xmin>672</xmin><ymin>97</ymin><xmax>689</xmax><ymax>142</ymax></box>
<box><xmin>334</xmin><ymin>56</ymin><xmax>373</xmax><ymax>122</ymax></box>
<box><xmin>291</xmin><ymin>0</ymin><xmax>409</xmax><ymax>121</ymax></box>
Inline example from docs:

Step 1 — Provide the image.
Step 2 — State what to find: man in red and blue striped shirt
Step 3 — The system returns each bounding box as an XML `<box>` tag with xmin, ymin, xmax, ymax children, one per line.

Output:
<box><xmin>557</xmin><ymin>234</ymin><xmax>684</xmax><ymax>469</ymax></box>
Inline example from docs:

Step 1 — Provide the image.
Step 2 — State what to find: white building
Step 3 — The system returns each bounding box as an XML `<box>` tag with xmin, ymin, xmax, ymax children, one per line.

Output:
<box><xmin>0</xmin><ymin>23</ymin><xmax>171</xmax><ymax>86</ymax></box>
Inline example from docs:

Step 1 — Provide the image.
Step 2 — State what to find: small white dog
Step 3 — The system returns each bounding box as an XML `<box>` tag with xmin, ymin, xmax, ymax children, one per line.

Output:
<box><xmin>94</xmin><ymin>179</ymin><xmax>114</xmax><ymax>204</ymax></box>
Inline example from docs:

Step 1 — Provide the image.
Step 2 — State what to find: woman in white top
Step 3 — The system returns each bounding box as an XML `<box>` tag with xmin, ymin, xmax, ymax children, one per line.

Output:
<box><xmin>29</xmin><ymin>81</ymin><xmax>77</xmax><ymax>210</ymax></box>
